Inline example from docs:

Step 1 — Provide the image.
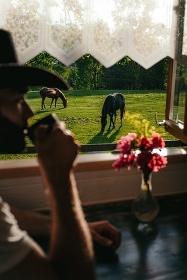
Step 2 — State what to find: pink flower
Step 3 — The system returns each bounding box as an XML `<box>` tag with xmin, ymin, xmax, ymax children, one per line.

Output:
<box><xmin>113</xmin><ymin>132</ymin><xmax>167</xmax><ymax>174</ymax></box>
<box><xmin>148</xmin><ymin>153</ymin><xmax>168</xmax><ymax>172</ymax></box>
<box><xmin>113</xmin><ymin>153</ymin><xmax>136</xmax><ymax>171</ymax></box>
<box><xmin>116</xmin><ymin>136</ymin><xmax>131</xmax><ymax>154</ymax></box>
<box><xmin>116</xmin><ymin>133</ymin><xmax>138</xmax><ymax>154</ymax></box>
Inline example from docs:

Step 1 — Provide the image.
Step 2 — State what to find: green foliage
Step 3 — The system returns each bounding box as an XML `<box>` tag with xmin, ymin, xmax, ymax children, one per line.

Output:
<box><xmin>27</xmin><ymin>53</ymin><xmax>169</xmax><ymax>91</ymax></box>
<box><xmin>26</xmin><ymin>52</ymin><xmax>71</xmax><ymax>86</ymax></box>
<box><xmin>26</xmin><ymin>52</ymin><xmax>56</xmax><ymax>71</ymax></box>
<box><xmin>125</xmin><ymin>111</ymin><xmax>156</xmax><ymax>137</ymax></box>
<box><xmin>74</xmin><ymin>55</ymin><xmax>104</xmax><ymax>89</ymax></box>
<box><xmin>101</xmin><ymin>58</ymin><xmax>168</xmax><ymax>90</ymax></box>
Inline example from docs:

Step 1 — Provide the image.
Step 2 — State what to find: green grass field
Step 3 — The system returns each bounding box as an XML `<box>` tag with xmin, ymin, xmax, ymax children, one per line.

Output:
<box><xmin>0</xmin><ymin>89</ymin><xmax>176</xmax><ymax>160</ymax></box>
<box><xmin>26</xmin><ymin>89</ymin><xmax>174</xmax><ymax>143</ymax></box>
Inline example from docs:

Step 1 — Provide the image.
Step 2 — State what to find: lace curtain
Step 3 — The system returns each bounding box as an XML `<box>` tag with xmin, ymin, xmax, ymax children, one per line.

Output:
<box><xmin>0</xmin><ymin>0</ymin><xmax>181</xmax><ymax>69</ymax></box>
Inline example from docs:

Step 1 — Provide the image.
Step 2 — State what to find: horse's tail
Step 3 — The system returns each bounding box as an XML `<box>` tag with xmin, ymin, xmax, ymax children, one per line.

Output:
<box><xmin>116</xmin><ymin>93</ymin><xmax>125</xmax><ymax>112</ymax></box>
<box><xmin>121</xmin><ymin>95</ymin><xmax>126</xmax><ymax>120</ymax></box>
<box><xmin>119</xmin><ymin>94</ymin><xmax>125</xmax><ymax>114</ymax></box>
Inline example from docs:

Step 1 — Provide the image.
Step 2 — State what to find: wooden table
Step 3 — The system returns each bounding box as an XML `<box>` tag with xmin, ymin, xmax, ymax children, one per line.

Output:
<box><xmin>34</xmin><ymin>194</ymin><xmax>187</xmax><ymax>280</ymax></box>
<box><xmin>85</xmin><ymin>194</ymin><xmax>187</xmax><ymax>280</ymax></box>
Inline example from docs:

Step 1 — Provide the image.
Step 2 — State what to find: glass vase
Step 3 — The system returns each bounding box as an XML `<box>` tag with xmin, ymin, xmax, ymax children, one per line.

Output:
<box><xmin>131</xmin><ymin>171</ymin><xmax>160</xmax><ymax>223</ymax></box>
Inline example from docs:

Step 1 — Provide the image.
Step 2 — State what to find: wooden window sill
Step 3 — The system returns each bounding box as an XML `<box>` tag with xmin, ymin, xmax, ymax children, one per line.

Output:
<box><xmin>0</xmin><ymin>148</ymin><xmax>187</xmax><ymax>210</ymax></box>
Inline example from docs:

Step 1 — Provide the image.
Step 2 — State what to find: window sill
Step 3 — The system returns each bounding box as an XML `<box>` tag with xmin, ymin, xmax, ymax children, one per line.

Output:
<box><xmin>0</xmin><ymin>147</ymin><xmax>187</xmax><ymax>210</ymax></box>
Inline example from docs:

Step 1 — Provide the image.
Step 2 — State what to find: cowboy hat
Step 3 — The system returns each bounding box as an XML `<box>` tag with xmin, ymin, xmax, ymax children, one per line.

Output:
<box><xmin>0</xmin><ymin>29</ymin><xmax>69</xmax><ymax>89</ymax></box>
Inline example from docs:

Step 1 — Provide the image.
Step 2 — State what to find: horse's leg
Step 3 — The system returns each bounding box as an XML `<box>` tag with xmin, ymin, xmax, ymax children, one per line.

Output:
<box><xmin>109</xmin><ymin>113</ymin><xmax>113</xmax><ymax>129</ymax></box>
<box><xmin>41</xmin><ymin>97</ymin><xmax>45</xmax><ymax>109</ymax></box>
<box><xmin>113</xmin><ymin>111</ymin><xmax>117</xmax><ymax>128</ymax></box>
<box><xmin>109</xmin><ymin>112</ymin><xmax>115</xmax><ymax>129</ymax></box>
<box><xmin>119</xmin><ymin>109</ymin><xmax>123</xmax><ymax>127</ymax></box>
<box><xmin>120</xmin><ymin>104</ymin><xmax>125</xmax><ymax>126</ymax></box>
<box><xmin>50</xmin><ymin>98</ymin><xmax>54</xmax><ymax>108</ymax></box>
<box><xmin>55</xmin><ymin>98</ymin><xmax>57</xmax><ymax>108</ymax></box>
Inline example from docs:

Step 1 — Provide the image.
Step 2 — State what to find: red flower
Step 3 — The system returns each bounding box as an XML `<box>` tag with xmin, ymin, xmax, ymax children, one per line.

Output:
<box><xmin>137</xmin><ymin>151</ymin><xmax>152</xmax><ymax>172</ymax></box>
<box><xmin>139</xmin><ymin>137</ymin><xmax>152</xmax><ymax>151</ymax></box>
<box><xmin>151</xmin><ymin>132</ymin><xmax>165</xmax><ymax>149</ymax></box>
<box><xmin>113</xmin><ymin>132</ymin><xmax>167</xmax><ymax>173</ymax></box>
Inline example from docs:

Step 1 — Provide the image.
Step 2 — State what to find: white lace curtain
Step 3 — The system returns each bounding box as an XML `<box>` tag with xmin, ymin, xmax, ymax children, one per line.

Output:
<box><xmin>0</xmin><ymin>0</ymin><xmax>182</xmax><ymax>69</ymax></box>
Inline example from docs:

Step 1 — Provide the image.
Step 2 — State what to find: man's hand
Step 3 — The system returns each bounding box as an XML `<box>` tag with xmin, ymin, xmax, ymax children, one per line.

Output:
<box><xmin>36</xmin><ymin>121</ymin><xmax>80</xmax><ymax>171</ymax></box>
<box><xmin>88</xmin><ymin>221</ymin><xmax>121</xmax><ymax>250</ymax></box>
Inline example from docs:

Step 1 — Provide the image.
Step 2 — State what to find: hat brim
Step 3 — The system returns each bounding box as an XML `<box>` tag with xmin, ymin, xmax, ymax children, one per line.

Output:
<box><xmin>0</xmin><ymin>65</ymin><xmax>69</xmax><ymax>89</ymax></box>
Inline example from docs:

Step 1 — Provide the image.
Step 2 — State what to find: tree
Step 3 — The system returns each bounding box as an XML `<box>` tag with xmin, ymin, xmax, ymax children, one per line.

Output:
<box><xmin>75</xmin><ymin>55</ymin><xmax>104</xmax><ymax>89</ymax></box>
<box><xmin>27</xmin><ymin>52</ymin><xmax>169</xmax><ymax>90</ymax></box>
<box><xmin>26</xmin><ymin>52</ymin><xmax>56</xmax><ymax>71</ymax></box>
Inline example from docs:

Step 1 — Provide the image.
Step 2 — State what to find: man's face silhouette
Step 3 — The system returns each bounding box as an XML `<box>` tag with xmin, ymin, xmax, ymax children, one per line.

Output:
<box><xmin>0</xmin><ymin>88</ymin><xmax>34</xmax><ymax>153</ymax></box>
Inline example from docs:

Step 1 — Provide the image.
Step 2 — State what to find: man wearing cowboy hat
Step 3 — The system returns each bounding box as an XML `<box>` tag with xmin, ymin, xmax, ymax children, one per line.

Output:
<box><xmin>0</xmin><ymin>29</ymin><xmax>121</xmax><ymax>279</ymax></box>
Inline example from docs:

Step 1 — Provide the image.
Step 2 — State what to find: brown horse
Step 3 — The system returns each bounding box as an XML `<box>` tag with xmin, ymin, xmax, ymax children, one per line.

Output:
<box><xmin>40</xmin><ymin>87</ymin><xmax>68</xmax><ymax>109</ymax></box>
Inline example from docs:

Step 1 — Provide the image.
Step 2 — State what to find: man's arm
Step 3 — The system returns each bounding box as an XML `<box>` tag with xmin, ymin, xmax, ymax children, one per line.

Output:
<box><xmin>2</xmin><ymin>121</ymin><xmax>96</xmax><ymax>280</ymax></box>
<box><xmin>10</xmin><ymin>206</ymin><xmax>51</xmax><ymax>236</ymax></box>
<box><xmin>10</xmin><ymin>209</ymin><xmax>121</xmax><ymax>250</ymax></box>
<box><xmin>35</xmin><ymin>121</ymin><xmax>96</xmax><ymax>280</ymax></box>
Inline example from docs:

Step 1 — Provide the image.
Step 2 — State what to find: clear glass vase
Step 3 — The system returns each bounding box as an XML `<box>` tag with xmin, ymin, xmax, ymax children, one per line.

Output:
<box><xmin>131</xmin><ymin>171</ymin><xmax>160</xmax><ymax>223</ymax></box>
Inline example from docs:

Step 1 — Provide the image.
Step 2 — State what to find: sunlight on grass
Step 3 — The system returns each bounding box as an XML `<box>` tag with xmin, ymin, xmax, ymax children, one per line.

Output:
<box><xmin>0</xmin><ymin>89</ymin><xmax>176</xmax><ymax>160</ymax></box>
<box><xmin>27</xmin><ymin>89</ymin><xmax>175</xmax><ymax>144</ymax></box>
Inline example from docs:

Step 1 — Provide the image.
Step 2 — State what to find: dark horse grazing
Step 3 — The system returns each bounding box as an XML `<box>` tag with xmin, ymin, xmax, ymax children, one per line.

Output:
<box><xmin>100</xmin><ymin>93</ymin><xmax>125</xmax><ymax>132</ymax></box>
<box><xmin>40</xmin><ymin>87</ymin><xmax>67</xmax><ymax>109</ymax></box>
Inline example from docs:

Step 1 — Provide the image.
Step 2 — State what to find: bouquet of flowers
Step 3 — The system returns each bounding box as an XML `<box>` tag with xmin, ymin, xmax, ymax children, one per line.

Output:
<box><xmin>113</xmin><ymin>113</ymin><xmax>167</xmax><ymax>175</ymax></box>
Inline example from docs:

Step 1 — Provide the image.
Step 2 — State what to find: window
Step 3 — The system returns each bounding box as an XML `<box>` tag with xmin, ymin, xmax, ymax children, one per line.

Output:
<box><xmin>0</xmin><ymin>2</ymin><xmax>187</xmax><ymax>212</ymax></box>
<box><xmin>165</xmin><ymin>0</ymin><xmax>187</xmax><ymax>144</ymax></box>
<box><xmin>1</xmin><ymin>0</ymin><xmax>187</xmax><ymax>149</ymax></box>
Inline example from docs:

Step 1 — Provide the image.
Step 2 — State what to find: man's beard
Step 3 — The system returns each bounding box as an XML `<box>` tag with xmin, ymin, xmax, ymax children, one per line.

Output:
<box><xmin>0</xmin><ymin>115</ymin><xmax>26</xmax><ymax>153</ymax></box>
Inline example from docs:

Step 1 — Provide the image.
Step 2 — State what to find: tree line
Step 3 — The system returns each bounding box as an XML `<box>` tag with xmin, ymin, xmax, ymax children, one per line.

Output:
<box><xmin>27</xmin><ymin>52</ymin><xmax>169</xmax><ymax>90</ymax></box>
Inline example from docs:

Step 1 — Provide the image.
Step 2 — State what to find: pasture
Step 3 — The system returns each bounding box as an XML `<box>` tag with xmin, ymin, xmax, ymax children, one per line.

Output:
<box><xmin>0</xmin><ymin>89</ymin><xmax>176</xmax><ymax>160</ymax></box>
<box><xmin>25</xmin><ymin>89</ymin><xmax>174</xmax><ymax>146</ymax></box>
